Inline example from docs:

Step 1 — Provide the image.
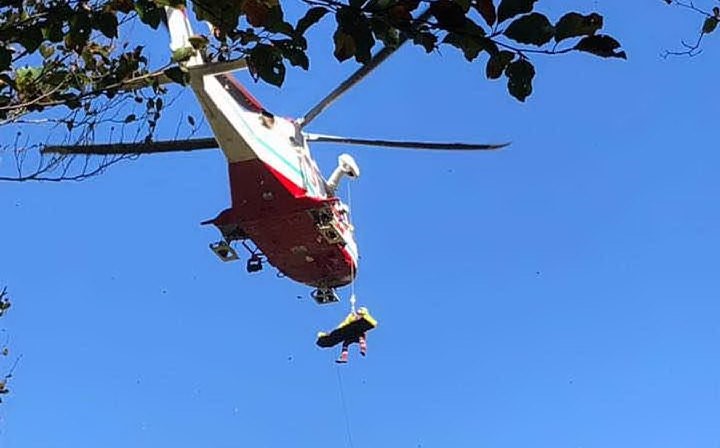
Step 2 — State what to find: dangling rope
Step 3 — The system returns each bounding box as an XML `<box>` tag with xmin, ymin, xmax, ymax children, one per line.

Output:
<box><xmin>335</xmin><ymin>365</ymin><xmax>356</xmax><ymax>448</ymax></box>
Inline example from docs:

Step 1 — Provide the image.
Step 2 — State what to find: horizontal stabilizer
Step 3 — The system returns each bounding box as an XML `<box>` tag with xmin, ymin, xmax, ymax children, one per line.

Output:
<box><xmin>42</xmin><ymin>137</ymin><xmax>219</xmax><ymax>155</ymax></box>
<box><xmin>119</xmin><ymin>59</ymin><xmax>248</xmax><ymax>91</ymax></box>
<box><xmin>188</xmin><ymin>58</ymin><xmax>248</xmax><ymax>76</ymax></box>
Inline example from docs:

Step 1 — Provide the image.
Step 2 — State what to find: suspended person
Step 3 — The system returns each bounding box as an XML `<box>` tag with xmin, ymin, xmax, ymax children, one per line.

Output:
<box><xmin>316</xmin><ymin>307</ymin><xmax>377</xmax><ymax>364</ymax></box>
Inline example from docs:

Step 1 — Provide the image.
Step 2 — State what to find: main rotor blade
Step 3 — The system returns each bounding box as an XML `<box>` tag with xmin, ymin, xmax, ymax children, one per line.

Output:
<box><xmin>298</xmin><ymin>8</ymin><xmax>432</xmax><ymax>130</ymax></box>
<box><xmin>42</xmin><ymin>137</ymin><xmax>219</xmax><ymax>155</ymax></box>
<box><xmin>305</xmin><ymin>133</ymin><xmax>509</xmax><ymax>151</ymax></box>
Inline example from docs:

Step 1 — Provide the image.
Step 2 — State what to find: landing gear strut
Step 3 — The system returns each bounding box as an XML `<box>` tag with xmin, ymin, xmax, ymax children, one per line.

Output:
<box><xmin>209</xmin><ymin>238</ymin><xmax>266</xmax><ymax>274</ymax></box>
<box><xmin>209</xmin><ymin>240</ymin><xmax>239</xmax><ymax>262</ymax></box>
<box><xmin>246</xmin><ymin>254</ymin><xmax>263</xmax><ymax>273</ymax></box>
<box><xmin>312</xmin><ymin>288</ymin><xmax>340</xmax><ymax>305</ymax></box>
<box><xmin>240</xmin><ymin>241</ymin><xmax>266</xmax><ymax>273</ymax></box>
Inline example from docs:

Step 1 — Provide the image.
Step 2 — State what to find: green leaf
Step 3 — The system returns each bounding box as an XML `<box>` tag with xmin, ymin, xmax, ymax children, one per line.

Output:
<box><xmin>243</xmin><ymin>0</ymin><xmax>270</xmax><ymax>27</ymax></box>
<box><xmin>124</xmin><ymin>114</ymin><xmax>136</xmax><ymax>123</ymax></box>
<box><xmin>461</xmin><ymin>18</ymin><xmax>488</xmax><ymax>38</ymax></box>
<box><xmin>333</xmin><ymin>30</ymin><xmax>356</xmax><ymax>62</ymax></box>
<box><xmin>296</xmin><ymin>7</ymin><xmax>329</xmax><ymax>35</ymax></box>
<box><xmin>430</xmin><ymin>0</ymin><xmax>467</xmax><ymax>30</ymax></box>
<box><xmin>366</xmin><ymin>0</ymin><xmax>387</xmax><ymax>11</ymax></box>
<box><xmin>266</xmin><ymin>19</ymin><xmax>295</xmax><ymax>36</ymax></box>
<box><xmin>335</xmin><ymin>6</ymin><xmax>375</xmax><ymax>63</ymax></box>
<box><xmin>274</xmin><ymin>38</ymin><xmax>310</xmax><ymax>70</ymax></box>
<box><xmin>371</xmin><ymin>16</ymin><xmax>401</xmax><ymax>47</ymax></box>
<box><xmin>249</xmin><ymin>44</ymin><xmax>286</xmax><ymax>87</ymax></box>
<box><xmin>264</xmin><ymin>5</ymin><xmax>294</xmax><ymax>36</ymax></box>
<box><xmin>68</xmin><ymin>11</ymin><xmax>92</xmax><ymax>43</ymax></box>
<box><xmin>442</xmin><ymin>32</ymin><xmax>472</xmax><ymax>62</ymax></box>
<box><xmin>413</xmin><ymin>32</ymin><xmax>438</xmax><ymax>53</ymax></box>
<box><xmin>702</xmin><ymin>17</ymin><xmax>718</xmax><ymax>34</ymax></box>
<box><xmin>497</xmin><ymin>0</ymin><xmax>537</xmax><ymax>23</ymax></box>
<box><xmin>554</xmin><ymin>12</ymin><xmax>603</xmax><ymax>42</ymax></box>
<box><xmin>443</xmin><ymin>32</ymin><xmax>492</xmax><ymax>61</ymax></box>
<box><xmin>108</xmin><ymin>0</ymin><xmax>136</xmax><ymax>13</ymax></box>
<box><xmin>354</xmin><ymin>28</ymin><xmax>375</xmax><ymax>64</ymax></box>
<box><xmin>453</xmin><ymin>0</ymin><xmax>472</xmax><ymax>12</ymax></box>
<box><xmin>171</xmin><ymin>47</ymin><xmax>196</xmax><ymax>63</ymax></box>
<box><xmin>474</xmin><ymin>0</ymin><xmax>497</xmax><ymax>27</ymax></box>
<box><xmin>486</xmin><ymin>50</ymin><xmax>514</xmax><ymax>79</ymax></box>
<box><xmin>39</xmin><ymin>43</ymin><xmax>55</xmax><ymax>59</ymax></box>
<box><xmin>505</xmin><ymin>58</ymin><xmax>534</xmax><ymax>101</ymax></box>
<box><xmin>16</xmin><ymin>67</ymin><xmax>42</xmax><ymax>81</ymax></box>
<box><xmin>575</xmin><ymin>34</ymin><xmax>626</xmax><ymax>59</ymax></box>
<box><xmin>135</xmin><ymin>0</ymin><xmax>164</xmax><ymax>29</ymax></box>
<box><xmin>164</xmin><ymin>66</ymin><xmax>189</xmax><ymax>85</ymax></box>
<box><xmin>94</xmin><ymin>11</ymin><xmax>119</xmax><ymax>39</ymax></box>
<box><xmin>0</xmin><ymin>47</ymin><xmax>11</xmax><ymax>72</ymax></box>
<box><xmin>290</xmin><ymin>52</ymin><xmax>311</xmax><ymax>70</ymax></box>
<box><xmin>188</xmin><ymin>35</ymin><xmax>209</xmax><ymax>50</ymax></box>
<box><xmin>42</xmin><ymin>22</ymin><xmax>65</xmax><ymax>43</ymax></box>
<box><xmin>154</xmin><ymin>0</ymin><xmax>186</xmax><ymax>7</ymax></box>
<box><xmin>18</xmin><ymin>25</ymin><xmax>44</xmax><ymax>53</ymax></box>
<box><xmin>504</xmin><ymin>13</ymin><xmax>554</xmax><ymax>46</ymax></box>
<box><xmin>387</xmin><ymin>2</ymin><xmax>414</xmax><ymax>28</ymax></box>
<box><xmin>192</xmin><ymin>0</ymin><xmax>242</xmax><ymax>33</ymax></box>
<box><xmin>443</xmin><ymin>32</ymin><xmax>463</xmax><ymax>47</ymax></box>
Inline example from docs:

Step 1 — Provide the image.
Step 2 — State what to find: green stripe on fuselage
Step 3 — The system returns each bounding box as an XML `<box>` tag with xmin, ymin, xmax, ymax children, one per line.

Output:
<box><xmin>231</xmin><ymin>110</ymin><xmax>321</xmax><ymax>197</ymax></box>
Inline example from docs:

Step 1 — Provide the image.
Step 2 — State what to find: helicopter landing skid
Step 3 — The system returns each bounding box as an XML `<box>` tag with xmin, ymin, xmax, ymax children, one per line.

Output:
<box><xmin>209</xmin><ymin>241</ymin><xmax>239</xmax><ymax>262</ymax></box>
<box><xmin>312</xmin><ymin>288</ymin><xmax>340</xmax><ymax>305</ymax></box>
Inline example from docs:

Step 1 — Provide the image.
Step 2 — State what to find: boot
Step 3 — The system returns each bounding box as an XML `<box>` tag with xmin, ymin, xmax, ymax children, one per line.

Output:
<box><xmin>335</xmin><ymin>349</ymin><xmax>349</xmax><ymax>364</ymax></box>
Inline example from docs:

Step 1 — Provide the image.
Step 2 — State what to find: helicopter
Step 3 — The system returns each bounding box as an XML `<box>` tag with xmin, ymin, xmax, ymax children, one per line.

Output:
<box><xmin>43</xmin><ymin>6</ymin><xmax>507</xmax><ymax>304</ymax></box>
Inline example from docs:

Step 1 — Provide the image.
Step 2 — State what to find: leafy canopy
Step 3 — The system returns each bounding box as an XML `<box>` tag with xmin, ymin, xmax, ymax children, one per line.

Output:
<box><xmin>0</xmin><ymin>0</ymin><xmax>626</xmax><ymax>126</ymax></box>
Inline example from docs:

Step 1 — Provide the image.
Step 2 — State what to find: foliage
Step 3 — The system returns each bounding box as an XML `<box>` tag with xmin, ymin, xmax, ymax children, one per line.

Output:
<box><xmin>663</xmin><ymin>0</ymin><xmax>720</xmax><ymax>56</ymax></box>
<box><xmin>0</xmin><ymin>287</ymin><xmax>13</xmax><ymax>403</ymax></box>
<box><xmin>0</xmin><ymin>0</ymin><xmax>176</xmax><ymax>125</ymax></box>
<box><xmin>0</xmin><ymin>0</ymin><xmax>625</xmax><ymax>118</ymax></box>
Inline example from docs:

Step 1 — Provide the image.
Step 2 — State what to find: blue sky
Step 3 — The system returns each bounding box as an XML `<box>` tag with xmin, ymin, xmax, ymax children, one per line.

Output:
<box><xmin>2</xmin><ymin>2</ymin><xmax>720</xmax><ymax>447</ymax></box>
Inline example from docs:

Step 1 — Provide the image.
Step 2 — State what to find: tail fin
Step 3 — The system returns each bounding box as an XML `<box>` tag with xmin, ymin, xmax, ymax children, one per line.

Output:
<box><xmin>165</xmin><ymin>6</ymin><xmax>203</xmax><ymax>67</ymax></box>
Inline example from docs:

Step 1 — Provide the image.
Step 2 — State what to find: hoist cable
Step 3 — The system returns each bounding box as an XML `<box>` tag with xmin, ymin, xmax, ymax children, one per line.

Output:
<box><xmin>335</xmin><ymin>366</ymin><xmax>356</xmax><ymax>448</ymax></box>
<box><xmin>347</xmin><ymin>181</ymin><xmax>357</xmax><ymax>314</ymax></box>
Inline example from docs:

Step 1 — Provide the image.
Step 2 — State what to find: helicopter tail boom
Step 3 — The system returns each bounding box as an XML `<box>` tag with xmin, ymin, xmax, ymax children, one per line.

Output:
<box><xmin>165</xmin><ymin>6</ymin><xmax>204</xmax><ymax>67</ymax></box>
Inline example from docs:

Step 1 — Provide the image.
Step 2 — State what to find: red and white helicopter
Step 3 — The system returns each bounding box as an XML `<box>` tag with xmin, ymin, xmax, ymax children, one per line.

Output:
<box><xmin>45</xmin><ymin>6</ymin><xmax>507</xmax><ymax>304</ymax></box>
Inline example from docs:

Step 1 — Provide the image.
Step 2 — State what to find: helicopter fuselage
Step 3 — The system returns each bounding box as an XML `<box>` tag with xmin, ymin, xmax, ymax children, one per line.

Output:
<box><xmin>197</xmin><ymin>73</ymin><xmax>358</xmax><ymax>290</ymax></box>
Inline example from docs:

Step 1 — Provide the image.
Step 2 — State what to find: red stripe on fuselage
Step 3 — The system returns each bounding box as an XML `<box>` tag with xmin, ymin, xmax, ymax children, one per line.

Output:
<box><xmin>220</xmin><ymin>75</ymin><xmax>265</xmax><ymax>114</ymax></box>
